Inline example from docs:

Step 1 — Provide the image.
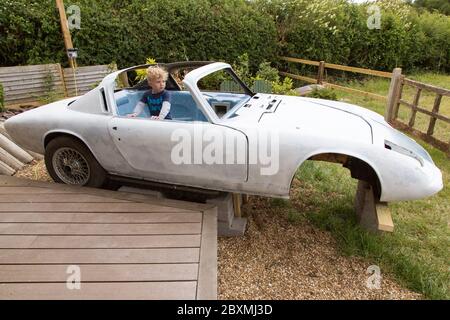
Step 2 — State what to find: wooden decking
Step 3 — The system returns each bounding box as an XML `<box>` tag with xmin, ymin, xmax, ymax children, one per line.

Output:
<box><xmin>0</xmin><ymin>175</ymin><xmax>217</xmax><ymax>300</ymax></box>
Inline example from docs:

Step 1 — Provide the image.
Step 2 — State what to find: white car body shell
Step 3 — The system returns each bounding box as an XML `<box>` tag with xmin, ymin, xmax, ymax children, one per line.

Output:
<box><xmin>5</xmin><ymin>62</ymin><xmax>443</xmax><ymax>202</ymax></box>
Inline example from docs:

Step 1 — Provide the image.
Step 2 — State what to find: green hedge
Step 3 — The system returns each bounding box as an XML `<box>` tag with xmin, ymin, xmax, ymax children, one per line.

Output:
<box><xmin>0</xmin><ymin>0</ymin><xmax>449</xmax><ymax>72</ymax></box>
<box><xmin>0</xmin><ymin>0</ymin><xmax>277</xmax><ymax>70</ymax></box>
<box><xmin>258</xmin><ymin>0</ymin><xmax>450</xmax><ymax>72</ymax></box>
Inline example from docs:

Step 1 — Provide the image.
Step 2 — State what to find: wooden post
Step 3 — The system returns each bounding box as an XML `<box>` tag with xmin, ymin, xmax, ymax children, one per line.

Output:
<box><xmin>232</xmin><ymin>193</ymin><xmax>241</xmax><ymax>218</ymax></box>
<box><xmin>56</xmin><ymin>63</ymin><xmax>68</xmax><ymax>98</ymax></box>
<box><xmin>56</xmin><ymin>0</ymin><xmax>77</xmax><ymax>68</ymax></box>
<box><xmin>408</xmin><ymin>87</ymin><xmax>422</xmax><ymax>128</ymax></box>
<box><xmin>448</xmin><ymin>138</ymin><xmax>450</xmax><ymax>158</ymax></box>
<box><xmin>385</xmin><ymin>68</ymin><xmax>403</xmax><ymax>122</ymax></box>
<box><xmin>426</xmin><ymin>94</ymin><xmax>443</xmax><ymax>137</ymax></box>
<box><xmin>317</xmin><ymin>61</ymin><xmax>325</xmax><ymax>85</ymax></box>
<box><xmin>355</xmin><ymin>181</ymin><xmax>394</xmax><ymax>233</ymax></box>
<box><xmin>393</xmin><ymin>80</ymin><xmax>404</xmax><ymax>119</ymax></box>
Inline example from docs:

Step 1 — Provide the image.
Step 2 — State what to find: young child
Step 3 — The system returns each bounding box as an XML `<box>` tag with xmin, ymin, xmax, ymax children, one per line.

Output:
<box><xmin>128</xmin><ymin>66</ymin><xmax>172</xmax><ymax>120</ymax></box>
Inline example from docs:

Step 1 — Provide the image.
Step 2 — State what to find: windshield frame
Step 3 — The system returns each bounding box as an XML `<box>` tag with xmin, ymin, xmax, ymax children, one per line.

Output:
<box><xmin>183</xmin><ymin>63</ymin><xmax>254</xmax><ymax>124</ymax></box>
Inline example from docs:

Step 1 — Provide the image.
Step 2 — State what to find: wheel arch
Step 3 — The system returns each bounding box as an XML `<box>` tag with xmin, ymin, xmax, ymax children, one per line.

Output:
<box><xmin>288</xmin><ymin>150</ymin><xmax>383</xmax><ymax>200</ymax></box>
<box><xmin>43</xmin><ymin>130</ymin><xmax>103</xmax><ymax>165</ymax></box>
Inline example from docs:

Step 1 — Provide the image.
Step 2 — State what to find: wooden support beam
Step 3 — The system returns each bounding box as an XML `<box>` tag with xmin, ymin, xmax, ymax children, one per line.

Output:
<box><xmin>323</xmin><ymin>82</ymin><xmax>387</xmax><ymax>102</ymax></box>
<box><xmin>0</xmin><ymin>146</ymin><xmax>25</xmax><ymax>171</ymax></box>
<box><xmin>403</xmin><ymin>78</ymin><xmax>450</xmax><ymax>97</ymax></box>
<box><xmin>0</xmin><ymin>159</ymin><xmax>15</xmax><ymax>176</ymax></box>
<box><xmin>355</xmin><ymin>181</ymin><xmax>394</xmax><ymax>233</ymax></box>
<box><xmin>408</xmin><ymin>88</ymin><xmax>422</xmax><ymax>128</ymax></box>
<box><xmin>394</xmin><ymin>80</ymin><xmax>405</xmax><ymax>119</ymax></box>
<box><xmin>55</xmin><ymin>0</ymin><xmax>77</xmax><ymax>68</ymax></box>
<box><xmin>385</xmin><ymin>68</ymin><xmax>403</xmax><ymax>122</ymax></box>
<box><xmin>232</xmin><ymin>193</ymin><xmax>242</xmax><ymax>218</ymax></box>
<box><xmin>317</xmin><ymin>61</ymin><xmax>325</xmax><ymax>85</ymax></box>
<box><xmin>427</xmin><ymin>94</ymin><xmax>443</xmax><ymax>137</ymax></box>
<box><xmin>399</xmin><ymin>99</ymin><xmax>450</xmax><ymax>123</ymax></box>
<box><xmin>0</xmin><ymin>134</ymin><xmax>33</xmax><ymax>164</ymax></box>
<box><xmin>279</xmin><ymin>71</ymin><xmax>317</xmax><ymax>84</ymax></box>
<box><xmin>279</xmin><ymin>56</ymin><xmax>321</xmax><ymax>66</ymax></box>
<box><xmin>56</xmin><ymin>63</ymin><xmax>68</xmax><ymax>98</ymax></box>
<box><xmin>376</xmin><ymin>203</ymin><xmax>394</xmax><ymax>232</ymax></box>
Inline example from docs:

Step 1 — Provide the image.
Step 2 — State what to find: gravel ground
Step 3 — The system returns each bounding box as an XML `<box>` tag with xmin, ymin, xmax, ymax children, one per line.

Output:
<box><xmin>14</xmin><ymin>160</ymin><xmax>52</xmax><ymax>182</ymax></box>
<box><xmin>219</xmin><ymin>197</ymin><xmax>422</xmax><ymax>300</ymax></box>
<box><xmin>14</xmin><ymin>161</ymin><xmax>422</xmax><ymax>300</ymax></box>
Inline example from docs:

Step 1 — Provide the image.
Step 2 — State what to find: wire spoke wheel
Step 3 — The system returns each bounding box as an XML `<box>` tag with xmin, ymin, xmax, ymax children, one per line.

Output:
<box><xmin>52</xmin><ymin>147</ymin><xmax>91</xmax><ymax>185</ymax></box>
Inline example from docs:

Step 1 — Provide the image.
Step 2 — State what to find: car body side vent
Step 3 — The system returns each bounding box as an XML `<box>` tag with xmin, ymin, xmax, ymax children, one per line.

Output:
<box><xmin>100</xmin><ymin>88</ymin><xmax>109</xmax><ymax>113</ymax></box>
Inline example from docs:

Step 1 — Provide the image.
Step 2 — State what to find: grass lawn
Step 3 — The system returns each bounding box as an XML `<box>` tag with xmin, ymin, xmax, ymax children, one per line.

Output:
<box><xmin>283</xmin><ymin>72</ymin><xmax>449</xmax><ymax>299</ymax></box>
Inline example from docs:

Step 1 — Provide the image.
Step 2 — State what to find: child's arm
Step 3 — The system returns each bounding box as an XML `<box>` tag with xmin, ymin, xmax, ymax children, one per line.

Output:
<box><xmin>130</xmin><ymin>101</ymin><xmax>145</xmax><ymax>116</ymax></box>
<box><xmin>128</xmin><ymin>98</ymin><xmax>146</xmax><ymax>117</ymax></box>
<box><xmin>158</xmin><ymin>101</ymin><xmax>171</xmax><ymax>119</ymax></box>
<box><xmin>156</xmin><ymin>91</ymin><xmax>171</xmax><ymax>120</ymax></box>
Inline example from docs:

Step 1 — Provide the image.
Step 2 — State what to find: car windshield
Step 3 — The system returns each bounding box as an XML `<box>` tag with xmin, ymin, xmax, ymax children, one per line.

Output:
<box><xmin>196</xmin><ymin>68</ymin><xmax>252</xmax><ymax>119</ymax></box>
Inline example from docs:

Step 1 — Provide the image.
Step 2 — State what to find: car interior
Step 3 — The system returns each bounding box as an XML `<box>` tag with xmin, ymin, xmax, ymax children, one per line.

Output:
<box><xmin>112</xmin><ymin>65</ymin><xmax>251</xmax><ymax>121</ymax></box>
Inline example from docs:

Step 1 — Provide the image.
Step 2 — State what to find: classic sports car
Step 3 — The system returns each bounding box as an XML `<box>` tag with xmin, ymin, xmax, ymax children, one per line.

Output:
<box><xmin>5</xmin><ymin>61</ymin><xmax>443</xmax><ymax>202</ymax></box>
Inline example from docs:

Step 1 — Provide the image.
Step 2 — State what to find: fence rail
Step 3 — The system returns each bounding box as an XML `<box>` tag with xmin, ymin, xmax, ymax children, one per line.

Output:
<box><xmin>391</xmin><ymin>75</ymin><xmax>450</xmax><ymax>155</ymax></box>
<box><xmin>279</xmin><ymin>56</ymin><xmax>393</xmax><ymax>103</ymax></box>
<box><xmin>0</xmin><ymin>64</ymin><xmax>115</xmax><ymax>108</ymax></box>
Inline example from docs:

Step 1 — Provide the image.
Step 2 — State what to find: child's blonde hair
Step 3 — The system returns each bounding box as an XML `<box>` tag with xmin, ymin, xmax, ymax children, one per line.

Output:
<box><xmin>147</xmin><ymin>66</ymin><xmax>168</xmax><ymax>81</ymax></box>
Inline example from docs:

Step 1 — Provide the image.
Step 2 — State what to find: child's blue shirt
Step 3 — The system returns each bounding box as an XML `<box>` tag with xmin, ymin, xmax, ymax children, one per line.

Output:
<box><xmin>140</xmin><ymin>90</ymin><xmax>172</xmax><ymax>119</ymax></box>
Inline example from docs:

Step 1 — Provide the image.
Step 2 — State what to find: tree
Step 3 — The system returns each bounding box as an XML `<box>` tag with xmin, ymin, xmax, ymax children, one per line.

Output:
<box><xmin>410</xmin><ymin>0</ymin><xmax>450</xmax><ymax>15</ymax></box>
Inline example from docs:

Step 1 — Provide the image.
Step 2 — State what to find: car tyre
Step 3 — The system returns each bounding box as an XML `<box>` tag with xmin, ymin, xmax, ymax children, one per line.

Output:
<box><xmin>45</xmin><ymin>136</ymin><xmax>107</xmax><ymax>188</ymax></box>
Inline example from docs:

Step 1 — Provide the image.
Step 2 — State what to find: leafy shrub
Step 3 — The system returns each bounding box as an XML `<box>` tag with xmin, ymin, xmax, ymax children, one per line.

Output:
<box><xmin>0</xmin><ymin>0</ymin><xmax>277</xmax><ymax>70</ymax></box>
<box><xmin>256</xmin><ymin>0</ymin><xmax>450</xmax><ymax>72</ymax></box>
<box><xmin>255</xmin><ymin>62</ymin><xmax>280</xmax><ymax>83</ymax></box>
<box><xmin>1</xmin><ymin>0</ymin><xmax>448</xmax><ymax>73</ymax></box>
<box><xmin>37</xmin><ymin>70</ymin><xmax>64</xmax><ymax>104</ymax></box>
<box><xmin>271</xmin><ymin>77</ymin><xmax>298</xmax><ymax>95</ymax></box>
<box><xmin>135</xmin><ymin>57</ymin><xmax>157</xmax><ymax>82</ymax></box>
<box><xmin>253</xmin><ymin>61</ymin><xmax>297</xmax><ymax>95</ymax></box>
<box><xmin>306</xmin><ymin>87</ymin><xmax>338</xmax><ymax>101</ymax></box>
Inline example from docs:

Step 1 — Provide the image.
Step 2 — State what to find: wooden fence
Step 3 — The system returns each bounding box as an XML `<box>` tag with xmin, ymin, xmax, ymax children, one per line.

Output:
<box><xmin>0</xmin><ymin>64</ymin><xmax>66</xmax><ymax>107</ymax></box>
<box><xmin>63</xmin><ymin>65</ymin><xmax>114</xmax><ymax>97</ymax></box>
<box><xmin>0</xmin><ymin>64</ymin><xmax>115</xmax><ymax>108</ymax></box>
<box><xmin>388</xmin><ymin>73</ymin><xmax>450</xmax><ymax>155</ymax></box>
<box><xmin>279</xmin><ymin>56</ymin><xmax>450</xmax><ymax>156</ymax></box>
<box><xmin>279</xmin><ymin>56</ymin><xmax>391</xmax><ymax>102</ymax></box>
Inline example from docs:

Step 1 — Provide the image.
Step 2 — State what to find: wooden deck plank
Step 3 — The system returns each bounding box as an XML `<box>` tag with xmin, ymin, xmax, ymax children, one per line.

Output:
<box><xmin>0</xmin><ymin>176</ymin><xmax>214</xmax><ymax>213</ymax></box>
<box><xmin>0</xmin><ymin>235</ymin><xmax>201</xmax><ymax>249</ymax></box>
<box><xmin>0</xmin><ymin>282</ymin><xmax>197</xmax><ymax>300</ymax></box>
<box><xmin>0</xmin><ymin>264</ymin><xmax>198</xmax><ymax>282</ymax></box>
<box><xmin>0</xmin><ymin>187</ymin><xmax>73</xmax><ymax>194</ymax></box>
<box><xmin>197</xmin><ymin>208</ymin><xmax>218</xmax><ymax>300</ymax></box>
<box><xmin>0</xmin><ymin>194</ymin><xmax>131</xmax><ymax>203</ymax></box>
<box><xmin>0</xmin><ymin>176</ymin><xmax>217</xmax><ymax>300</ymax></box>
<box><xmin>0</xmin><ymin>223</ymin><xmax>202</xmax><ymax>235</ymax></box>
<box><xmin>0</xmin><ymin>203</ymin><xmax>195</xmax><ymax>213</ymax></box>
<box><xmin>0</xmin><ymin>248</ymin><xmax>200</xmax><ymax>264</ymax></box>
<box><xmin>0</xmin><ymin>212</ymin><xmax>202</xmax><ymax>223</ymax></box>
